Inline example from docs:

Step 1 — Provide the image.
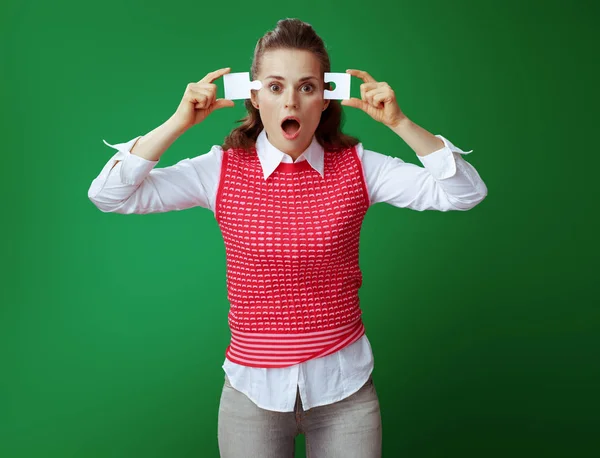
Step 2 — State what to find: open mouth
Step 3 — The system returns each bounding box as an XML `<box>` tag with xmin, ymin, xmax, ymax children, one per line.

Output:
<box><xmin>281</xmin><ymin>117</ymin><xmax>301</xmax><ymax>140</ymax></box>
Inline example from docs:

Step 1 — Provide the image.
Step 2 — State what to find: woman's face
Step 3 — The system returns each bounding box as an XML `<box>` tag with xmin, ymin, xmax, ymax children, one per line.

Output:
<box><xmin>251</xmin><ymin>49</ymin><xmax>330</xmax><ymax>158</ymax></box>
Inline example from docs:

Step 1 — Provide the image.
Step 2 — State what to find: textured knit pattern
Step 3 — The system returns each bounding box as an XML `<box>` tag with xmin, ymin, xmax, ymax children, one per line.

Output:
<box><xmin>215</xmin><ymin>143</ymin><xmax>370</xmax><ymax>368</ymax></box>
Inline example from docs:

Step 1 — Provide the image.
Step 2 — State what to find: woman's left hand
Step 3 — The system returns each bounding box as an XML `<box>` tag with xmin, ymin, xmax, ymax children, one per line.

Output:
<box><xmin>341</xmin><ymin>69</ymin><xmax>407</xmax><ymax>129</ymax></box>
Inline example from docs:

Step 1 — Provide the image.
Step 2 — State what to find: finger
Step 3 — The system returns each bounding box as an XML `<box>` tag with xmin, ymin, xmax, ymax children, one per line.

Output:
<box><xmin>189</xmin><ymin>90</ymin><xmax>214</xmax><ymax>109</ymax></box>
<box><xmin>200</xmin><ymin>87</ymin><xmax>217</xmax><ymax>106</ymax></box>
<box><xmin>360</xmin><ymin>82</ymin><xmax>378</xmax><ymax>92</ymax></box>
<box><xmin>360</xmin><ymin>82</ymin><xmax>378</xmax><ymax>102</ymax></box>
<box><xmin>196</xmin><ymin>83</ymin><xmax>219</xmax><ymax>105</ymax></box>
<box><xmin>195</xmin><ymin>99</ymin><xmax>207</xmax><ymax>110</ymax></box>
<box><xmin>190</xmin><ymin>81</ymin><xmax>217</xmax><ymax>91</ymax></box>
<box><xmin>366</xmin><ymin>87</ymin><xmax>391</xmax><ymax>108</ymax></box>
<box><xmin>194</xmin><ymin>97</ymin><xmax>210</xmax><ymax>109</ymax></box>
<box><xmin>364</xmin><ymin>87</ymin><xmax>379</xmax><ymax>107</ymax></box>
<box><xmin>199</xmin><ymin>67</ymin><xmax>231</xmax><ymax>84</ymax></box>
<box><xmin>189</xmin><ymin>88</ymin><xmax>214</xmax><ymax>105</ymax></box>
<box><xmin>212</xmin><ymin>98</ymin><xmax>235</xmax><ymax>110</ymax></box>
<box><xmin>188</xmin><ymin>86</ymin><xmax>213</xmax><ymax>97</ymax></box>
<box><xmin>373</xmin><ymin>90</ymin><xmax>392</xmax><ymax>107</ymax></box>
<box><xmin>341</xmin><ymin>97</ymin><xmax>369</xmax><ymax>112</ymax></box>
<box><xmin>346</xmin><ymin>69</ymin><xmax>376</xmax><ymax>83</ymax></box>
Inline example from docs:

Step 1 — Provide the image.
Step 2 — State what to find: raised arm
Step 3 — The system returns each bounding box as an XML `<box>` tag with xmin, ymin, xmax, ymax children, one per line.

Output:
<box><xmin>88</xmin><ymin>132</ymin><xmax>223</xmax><ymax>214</ymax></box>
<box><xmin>359</xmin><ymin>135</ymin><xmax>488</xmax><ymax>211</ymax></box>
<box><xmin>340</xmin><ymin>69</ymin><xmax>487</xmax><ymax>211</ymax></box>
<box><xmin>88</xmin><ymin>67</ymin><xmax>234</xmax><ymax>215</ymax></box>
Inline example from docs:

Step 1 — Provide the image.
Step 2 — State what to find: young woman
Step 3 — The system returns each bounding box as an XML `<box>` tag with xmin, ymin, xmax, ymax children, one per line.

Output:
<box><xmin>89</xmin><ymin>18</ymin><xmax>487</xmax><ymax>458</ymax></box>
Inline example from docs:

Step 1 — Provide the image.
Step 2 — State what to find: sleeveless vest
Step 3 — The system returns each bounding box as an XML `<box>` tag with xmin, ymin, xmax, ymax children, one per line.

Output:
<box><xmin>215</xmin><ymin>142</ymin><xmax>370</xmax><ymax>368</ymax></box>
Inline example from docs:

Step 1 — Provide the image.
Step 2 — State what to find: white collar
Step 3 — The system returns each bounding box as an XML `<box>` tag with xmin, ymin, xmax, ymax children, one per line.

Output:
<box><xmin>255</xmin><ymin>129</ymin><xmax>324</xmax><ymax>180</ymax></box>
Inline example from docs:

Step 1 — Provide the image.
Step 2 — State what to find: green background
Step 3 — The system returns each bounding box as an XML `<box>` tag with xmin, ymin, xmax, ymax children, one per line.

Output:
<box><xmin>2</xmin><ymin>0</ymin><xmax>598</xmax><ymax>456</ymax></box>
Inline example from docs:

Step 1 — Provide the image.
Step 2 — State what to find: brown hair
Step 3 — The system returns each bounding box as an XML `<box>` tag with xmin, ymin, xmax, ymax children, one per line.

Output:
<box><xmin>221</xmin><ymin>18</ymin><xmax>359</xmax><ymax>151</ymax></box>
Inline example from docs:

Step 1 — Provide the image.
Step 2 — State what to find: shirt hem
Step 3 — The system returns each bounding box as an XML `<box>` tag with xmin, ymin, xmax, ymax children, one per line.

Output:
<box><xmin>301</xmin><ymin>368</ymin><xmax>374</xmax><ymax>411</ymax></box>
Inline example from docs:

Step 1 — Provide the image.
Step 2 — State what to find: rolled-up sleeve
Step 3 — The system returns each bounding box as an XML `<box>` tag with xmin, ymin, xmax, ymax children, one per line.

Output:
<box><xmin>360</xmin><ymin>135</ymin><xmax>488</xmax><ymax>211</ymax></box>
<box><xmin>88</xmin><ymin>137</ymin><xmax>222</xmax><ymax>214</ymax></box>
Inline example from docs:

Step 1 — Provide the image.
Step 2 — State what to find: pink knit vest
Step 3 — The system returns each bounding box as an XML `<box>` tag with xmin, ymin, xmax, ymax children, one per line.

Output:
<box><xmin>215</xmin><ymin>142</ymin><xmax>370</xmax><ymax>368</ymax></box>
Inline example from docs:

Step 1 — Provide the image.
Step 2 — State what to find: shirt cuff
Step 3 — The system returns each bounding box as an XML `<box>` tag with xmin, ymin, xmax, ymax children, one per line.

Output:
<box><xmin>417</xmin><ymin>135</ymin><xmax>473</xmax><ymax>180</ymax></box>
<box><xmin>102</xmin><ymin>137</ymin><xmax>158</xmax><ymax>186</ymax></box>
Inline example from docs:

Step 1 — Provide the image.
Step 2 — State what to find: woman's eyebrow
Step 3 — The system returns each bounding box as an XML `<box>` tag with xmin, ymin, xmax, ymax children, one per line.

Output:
<box><xmin>265</xmin><ymin>75</ymin><xmax>319</xmax><ymax>82</ymax></box>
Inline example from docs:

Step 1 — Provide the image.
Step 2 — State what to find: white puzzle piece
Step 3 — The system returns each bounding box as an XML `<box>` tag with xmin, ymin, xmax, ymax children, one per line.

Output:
<box><xmin>223</xmin><ymin>72</ymin><xmax>263</xmax><ymax>100</ymax></box>
<box><xmin>324</xmin><ymin>72</ymin><xmax>351</xmax><ymax>100</ymax></box>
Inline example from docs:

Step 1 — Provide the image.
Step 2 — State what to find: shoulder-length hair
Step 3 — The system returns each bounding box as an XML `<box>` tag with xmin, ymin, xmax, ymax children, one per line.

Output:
<box><xmin>221</xmin><ymin>18</ymin><xmax>359</xmax><ymax>151</ymax></box>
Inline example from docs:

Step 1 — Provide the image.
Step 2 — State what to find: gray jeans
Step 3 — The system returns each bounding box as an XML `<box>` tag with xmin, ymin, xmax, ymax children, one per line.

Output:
<box><xmin>217</xmin><ymin>374</ymin><xmax>382</xmax><ymax>457</ymax></box>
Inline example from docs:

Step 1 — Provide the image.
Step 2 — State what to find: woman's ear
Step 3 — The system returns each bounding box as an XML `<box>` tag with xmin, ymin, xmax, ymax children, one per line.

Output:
<box><xmin>323</xmin><ymin>100</ymin><xmax>330</xmax><ymax>111</ymax></box>
<box><xmin>250</xmin><ymin>90</ymin><xmax>259</xmax><ymax>109</ymax></box>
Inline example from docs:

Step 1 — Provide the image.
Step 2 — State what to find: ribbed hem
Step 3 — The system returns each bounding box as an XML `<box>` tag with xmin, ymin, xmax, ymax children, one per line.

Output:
<box><xmin>225</xmin><ymin>319</ymin><xmax>366</xmax><ymax>368</ymax></box>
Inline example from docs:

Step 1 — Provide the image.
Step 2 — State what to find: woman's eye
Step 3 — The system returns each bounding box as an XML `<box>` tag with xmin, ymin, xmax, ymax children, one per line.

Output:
<box><xmin>269</xmin><ymin>83</ymin><xmax>314</xmax><ymax>93</ymax></box>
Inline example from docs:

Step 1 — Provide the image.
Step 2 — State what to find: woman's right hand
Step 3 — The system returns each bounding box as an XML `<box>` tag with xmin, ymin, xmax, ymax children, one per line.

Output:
<box><xmin>171</xmin><ymin>67</ymin><xmax>235</xmax><ymax>131</ymax></box>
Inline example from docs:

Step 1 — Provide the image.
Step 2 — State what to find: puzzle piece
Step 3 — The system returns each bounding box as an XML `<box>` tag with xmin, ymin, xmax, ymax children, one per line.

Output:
<box><xmin>324</xmin><ymin>72</ymin><xmax>351</xmax><ymax>100</ymax></box>
<box><xmin>223</xmin><ymin>72</ymin><xmax>263</xmax><ymax>100</ymax></box>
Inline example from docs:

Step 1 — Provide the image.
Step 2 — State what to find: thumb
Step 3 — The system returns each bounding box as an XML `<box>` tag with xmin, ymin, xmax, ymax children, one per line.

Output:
<box><xmin>212</xmin><ymin>98</ymin><xmax>235</xmax><ymax>110</ymax></box>
<box><xmin>341</xmin><ymin>97</ymin><xmax>366</xmax><ymax>111</ymax></box>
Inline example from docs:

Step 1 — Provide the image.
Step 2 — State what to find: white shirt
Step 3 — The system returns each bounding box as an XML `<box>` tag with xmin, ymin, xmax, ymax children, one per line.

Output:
<box><xmin>88</xmin><ymin>128</ymin><xmax>487</xmax><ymax>412</ymax></box>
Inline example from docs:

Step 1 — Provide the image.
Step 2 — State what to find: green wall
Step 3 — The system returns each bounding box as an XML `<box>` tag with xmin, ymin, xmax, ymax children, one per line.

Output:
<box><xmin>2</xmin><ymin>0</ymin><xmax>597</xmax><ymax>456</ymax></box>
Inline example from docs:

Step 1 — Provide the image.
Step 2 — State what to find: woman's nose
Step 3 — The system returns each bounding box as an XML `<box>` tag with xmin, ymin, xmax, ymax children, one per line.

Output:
<box><xmin>285</xmin><ymin>90</ymin><xmax>299</xmax><ymax>108</ymax></box>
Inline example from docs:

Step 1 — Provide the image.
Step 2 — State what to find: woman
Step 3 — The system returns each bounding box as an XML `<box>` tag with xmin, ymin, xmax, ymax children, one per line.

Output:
<box><xmin>88</xmin><ymin>18</ymin><xmax>487</xmax><ymax>458</ymax></box>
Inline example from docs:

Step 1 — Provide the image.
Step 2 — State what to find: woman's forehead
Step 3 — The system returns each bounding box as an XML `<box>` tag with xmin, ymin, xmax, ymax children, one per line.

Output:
<box><xmin>259</xmin><ymin>49</ymin><xmax>321</xmax><ymax>78</ymax></box>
